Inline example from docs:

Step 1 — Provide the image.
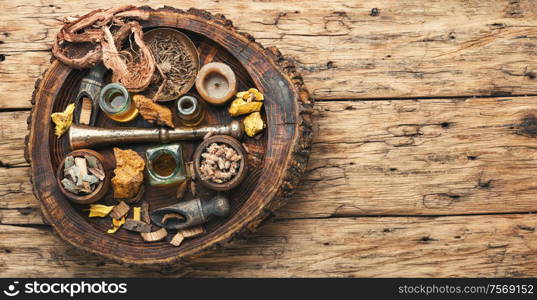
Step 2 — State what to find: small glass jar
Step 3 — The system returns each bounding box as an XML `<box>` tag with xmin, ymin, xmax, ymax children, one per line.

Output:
<box><xmin>176</xmin><ymin>95</ymin><xmax>206</xmax><ymax>127</ymax></box>
<box><xmin>99</xmin><ymin>83</ymin><xmax>139</xmax><ymax>122</ymax></box>
<box><xmin>146</xmin><ymin>143</ymin><xmax>187</xmax><ymax>186</ymax></box>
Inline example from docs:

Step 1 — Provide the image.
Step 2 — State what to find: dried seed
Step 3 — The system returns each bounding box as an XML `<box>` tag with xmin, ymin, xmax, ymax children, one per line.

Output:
<box><xmin>176</xmin><ymin>179</ymin><xmax>189</xmax><ymax>200</ymax></box>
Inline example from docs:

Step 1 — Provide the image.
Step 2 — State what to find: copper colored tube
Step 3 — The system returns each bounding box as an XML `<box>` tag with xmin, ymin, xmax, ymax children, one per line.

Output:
<box><xmin>68</xmin><ymin>120</ymin><xmax>243</xmax><ymax>150</ymax></box>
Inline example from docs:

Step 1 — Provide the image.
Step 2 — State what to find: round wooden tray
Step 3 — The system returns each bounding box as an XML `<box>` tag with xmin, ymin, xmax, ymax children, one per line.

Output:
<box><xmin>25</xmin><ymin>7</ymin><xmax>313</xmax><ymax>267</ymax></box>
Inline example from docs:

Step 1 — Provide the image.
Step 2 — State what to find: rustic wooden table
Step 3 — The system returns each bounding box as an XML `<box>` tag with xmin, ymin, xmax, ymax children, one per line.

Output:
<box><xmin>2</xmin><ymin>0</ymin><xmax>537</xmax><ymax>277</ymax></box>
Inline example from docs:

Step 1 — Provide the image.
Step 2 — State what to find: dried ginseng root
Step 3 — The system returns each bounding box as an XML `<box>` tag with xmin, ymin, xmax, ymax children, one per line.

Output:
<box><xmin>141</xmin><ymin>228</ymin><xmax>168</xmax><ymax>242</ymax></box>
<box><xmin>109</xmin><ymin>201</ymin><xmax>130</xmax><ymax>219</ymax></box>
<box><xmin>52</xmin><ymin>6</ymin><xmax>150</xmax><ymax>70</ymax></box>
<box><xmin>102</xmin><ymin>22</ymin><xmax>155</xmax><ymax>92</ymax></box>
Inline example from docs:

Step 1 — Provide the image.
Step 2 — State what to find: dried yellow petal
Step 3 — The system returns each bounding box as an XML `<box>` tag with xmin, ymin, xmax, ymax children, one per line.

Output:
<box><xmin>88</xmin><ymin>204</ymin><xmax>114</xmax><ymax>218</ymax></box>
<box><xmin>243</xmin><ymin>112</ymin><xmax>266</xmax><ymax>137</ymax></box>
<box><xmin>51</xmin><ymin>103</ymin><xmax>75</xmax><ymax>137</ymax></box>
<box><xmin>133</xmin><ymin>207</ymin><xmax>141</xmax><ymax>221</ymax></box>
<box><xmin>107</xmin><ymin>216</ymin><xmax>126</xmax><ymax>234</ymax></box>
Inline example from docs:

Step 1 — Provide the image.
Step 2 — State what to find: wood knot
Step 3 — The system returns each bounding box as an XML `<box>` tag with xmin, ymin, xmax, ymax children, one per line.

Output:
<box><xmin>516</xmin><ymin>114</ymin><xmax>537</xmax><ymax>137</ymax></box>
<box><xmin>370</xmin><ymin>8</ymin><xmax>380</xmax><ymax>17</ymax></box>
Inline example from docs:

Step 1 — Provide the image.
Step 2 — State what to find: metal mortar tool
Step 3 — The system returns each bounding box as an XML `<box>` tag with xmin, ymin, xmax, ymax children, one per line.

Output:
<box><xmin>68</xmin><ymin>120</ymin><xmax>243</xmax><ymax>150</ymax></box>
<box><xmin>150</xmin><ymin>194</ymin><xmax>230</xmax><ymax>230</ymax></box>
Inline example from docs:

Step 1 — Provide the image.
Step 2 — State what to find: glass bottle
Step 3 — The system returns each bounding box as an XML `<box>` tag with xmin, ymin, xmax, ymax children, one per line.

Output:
<box><xmin>99</xmin><ymin>83</ymin><xmax>139</xmax><ymax>122</ymax></box>
<box><xmin>145</xmin><ymin>143</ymin><xmax>187</xmax><ymax>186</ymax></box>
<box><xmin>176</xmin><ymin>95</ymin><xmax>206</xmax><ymax>127</ymax></box>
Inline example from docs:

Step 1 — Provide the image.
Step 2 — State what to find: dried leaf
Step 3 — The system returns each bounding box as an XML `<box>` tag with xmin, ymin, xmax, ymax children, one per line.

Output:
<box><xmin>88</xmin><ymin>204</ymin><xmax>114</xmax><ymax>217</ymax></box>
<box><xmin>107</xmin><ymin>216</ymin><xmax>126</xmax><ymax>234</ymax></box>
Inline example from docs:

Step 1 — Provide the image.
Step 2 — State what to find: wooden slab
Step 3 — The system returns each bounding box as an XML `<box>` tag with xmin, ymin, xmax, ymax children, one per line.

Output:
<box><xmin>3</xmin><ymin>0</ymin><xmax>537</xmax><ymax>108</ymax></box>
<box><xmin>25</xmin><ymin>7</ymin><xmax>313</xmax><ymax>266</ymax></box>
<box><xmin>1</xmin><ymin>214</ymin><xmax>537</xmax><ymax>277</ymax></box>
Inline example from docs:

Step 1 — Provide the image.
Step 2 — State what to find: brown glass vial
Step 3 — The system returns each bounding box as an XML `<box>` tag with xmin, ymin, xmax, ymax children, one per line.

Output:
<box><xmin>175</xmin><ymin>95</ymin><xmax>205</xmax><ymax>127</ymax></box>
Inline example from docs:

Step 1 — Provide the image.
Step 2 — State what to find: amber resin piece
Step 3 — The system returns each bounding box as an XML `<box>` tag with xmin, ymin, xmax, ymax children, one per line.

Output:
<box><xmin>243</xmin><ymin>112</ymin><xmax>266</xmax><ymax>137</ymax></box>
<box><xmin>228</xmin><ymin>88</ymin><xmax>264</xmax><ymax>117</ymax></box>
<box><xmin>132</xmin><ymin>94</ymin><xmax>174</xmax><ymax>127</ymax></box>
<box><xmin>111</xmin><ymin>147</ymin><xmax>145</xmax><ymax>199</ymax></box>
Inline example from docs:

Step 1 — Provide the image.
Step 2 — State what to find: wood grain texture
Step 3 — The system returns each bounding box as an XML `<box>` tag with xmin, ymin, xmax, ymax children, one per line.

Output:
<box><xmin>5</xmin><ymin>96</ymin><xmax>537</xmax><ymax>222</ymax></box>
<box><xmin>1</xmin><ymin>214</ymin><xmax>537</xmax><ymax>277</ymax></box>
<box><xmin>3</xmin><ymin>0</ymin><xmax>537</xmax><ymax>108</ymax></box>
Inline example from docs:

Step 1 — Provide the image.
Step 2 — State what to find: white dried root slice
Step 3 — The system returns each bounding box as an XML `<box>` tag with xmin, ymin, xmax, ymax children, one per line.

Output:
<box><xmin>169</xmin><ymin>226</ymin><xmax>205</xmax><ymax>247</ymax></box>
<box><xmin>141</xmin><ymin>228</ymin><xmax>167</xmax><ymax>242</ymax></box>
<box><xmin>123</xmin><ymin>219</ymin><xmax>152</xmax><ymax>233</ymax></box>
<box><xmin>161</xmin><ymin>213</ymin><xmax>185</xmax><ymax>223</ymax></box>
<box><xmin>109</xmin><ymin>201</ymin><xmax>130</xmax><ymax>219</ymax></box>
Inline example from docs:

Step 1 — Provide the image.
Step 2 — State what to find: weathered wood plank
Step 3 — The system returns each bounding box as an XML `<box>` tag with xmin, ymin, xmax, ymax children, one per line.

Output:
<box><xmin>4</xmin><ymin>96</ymin><xmax>537</xmax><ymax>221</ymax></box>
<box><xmin>0</xmin><ymin>214</ymin><xmax>536</xmax><ymax>277</ymax></box>
<box><xmin>3</xmin><ymin>0</ymin><xmax>537</xmax><ymax>108</ymax></box>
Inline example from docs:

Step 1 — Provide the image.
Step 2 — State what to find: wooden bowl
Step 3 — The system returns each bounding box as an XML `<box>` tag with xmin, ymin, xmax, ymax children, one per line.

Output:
<box><xmin>26</xmin><ymin>7</ymin><xmax>313</xmax><ymax>267</ymax></box>
<box><xmin>56</xmin><ymin>149</ymin><xmax>109</xmax><ymax>205</ymax></box>
<box><xmin>193</xmin><ymin>135</ymin><xmax>248</xmax><ymax>191</ymax></box>
<box><xmin>143</xmin><ymin>27</ymin><xmax>200</xmax><ymax>101</ymax></box>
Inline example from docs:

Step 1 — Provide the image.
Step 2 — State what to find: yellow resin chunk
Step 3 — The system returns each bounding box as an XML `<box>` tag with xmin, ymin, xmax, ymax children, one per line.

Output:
<box><xmin>228</xmin><ymin>88</ymin><xmax>264</xmax><ymax>117</ymax></box>
<box><xmin>243</xmin><ymin>112</ymin><xmax>266</xmax><ymax>137</ymax></box>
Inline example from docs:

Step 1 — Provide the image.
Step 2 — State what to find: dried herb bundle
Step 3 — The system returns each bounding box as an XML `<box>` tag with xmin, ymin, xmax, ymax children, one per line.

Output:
<box><xmin>145</xmin><ymin>30</ymin><xmax>198</xmax><ymax>101</ymax></box>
